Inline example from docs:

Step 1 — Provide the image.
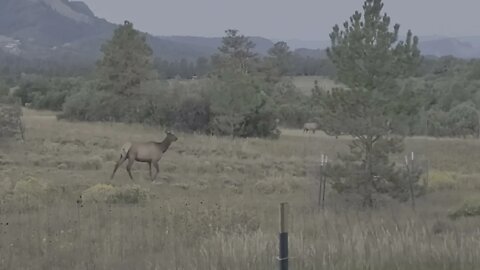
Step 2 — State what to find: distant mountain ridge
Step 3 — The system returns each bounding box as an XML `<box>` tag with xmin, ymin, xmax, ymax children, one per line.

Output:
<box><xmin>282</xmin><ymin>36</ymin><xmax>480</xmax><ymax>59</ymax></box>
<box><xmin>0</xmin><ymin>0</ymin><xmax>479</xmax><ymax>67</ymax></box>
<box><xmin>0</xmin><ymin>0</ymin><xmax>276</xmax><ymax>63</ymax></box>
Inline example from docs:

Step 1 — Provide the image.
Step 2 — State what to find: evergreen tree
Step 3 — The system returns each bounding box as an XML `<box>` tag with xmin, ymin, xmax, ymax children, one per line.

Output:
<box><xmin>97</xmin><ymin>21</ymin><xmax>155</xmax><ymax>96</ymax></box>
<box><xmin>213</xmin><ymin>29</ymin><xmax>258</xmax><ymax>75</ymax></box>
<box><xmin>196</xmin><ymin>57</ymin><xmax>210</xmax><ymax>76</ymax></box>
<box><xmin>319</xmin><ymin>0</ymin><xmax>422</xmax><ymax>206</ymax></box>
<box><xmin>208</xmin><ymin>29</ymin><xmax>278</xmax><ymax>138</ymax></box>
<box><xmin>264</xmin><ymin>41</ymin><xmax>293</xmax><ymax>82</ymax></box>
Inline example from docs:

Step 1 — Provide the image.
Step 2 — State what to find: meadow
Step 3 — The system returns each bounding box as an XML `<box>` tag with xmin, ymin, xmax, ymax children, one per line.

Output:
<box><xmin>1</xmin><ymin>109</ymin><xmax>480</xmax><ymax>269</ymax></box>
<box><xmin>291</xmin><ymin>76</ymin><xmax>342</xmax><ymax>95</ymax></box>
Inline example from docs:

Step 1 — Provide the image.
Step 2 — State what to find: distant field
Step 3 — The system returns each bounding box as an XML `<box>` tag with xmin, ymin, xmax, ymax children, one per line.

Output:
<box><xmin>166</xmin><ymin>76</ymin><xmax>341</xmax><ymax>95</ymax></box>
<box><xmin>292</xmin><ymin>75</ymin><xmax>342</xmax><ymax>94</ymax></box>
<box><xmin>1</xmin><ymin>109</ymin><xmax>480</xmax><ymax>269</ymax></box>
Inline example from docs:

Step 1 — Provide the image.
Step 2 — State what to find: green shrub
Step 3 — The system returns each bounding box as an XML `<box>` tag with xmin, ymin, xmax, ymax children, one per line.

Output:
<box><xmin>81</xmin><ymin>184</ymin><xmax>116</xmax><ymax>203</ymax></box>
<box><xmin>238</xmin><ymin>105</ymin><xmax>281</xmax><ymax>139</ymax></box>
<box><xmin>0</xmin><ymin>96</ymin><xmax>24</xmax><ymax>140</ymax></box>
<box><xmin>82</xmin><ymin>184</ymin><xmax>149</xmax><ymax>205</ymax></box>
<box><xmin>59</xmin><ymin>88</ymin><xmax>93</xmax><ymax>121</ymax></box>
<box><xmin>174</xmin><ymin>95</ymin><xmax>211</xmax><ymax>132</ymax></box>
<box><xmin>12</xmin><ymin>176</ymin><xmax>48</xmax><ymax>209</ymax></box>
<box><xmin>31</xmin><ymin>90</ymin><xmax>69</xmax><ymax>111</ymax></box>
<box><xmin>60</xmin><ymin>88</ymin><xmax>130</xmax><ymax>122</ymax></box>
<box><xmin>14</xmin><ymin>75</ymin><xmax>83</xmax><ymax>111</ymax></box>
<box><xmin>111</xmin><ymin>185</ymin><xmax>149</xmax><ymax>204</ymax></box>
<box><xmin>447</xmin><ymin>102</ymin><xmax>479</xmax><ymax>138</ymax></box>
<box><xmin>449</xmin><ymin>197</ymin><xmax>480</xmax><ymax>219</ymax></box>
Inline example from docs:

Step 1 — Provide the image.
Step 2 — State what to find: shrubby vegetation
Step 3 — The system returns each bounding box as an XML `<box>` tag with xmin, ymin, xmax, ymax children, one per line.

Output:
<box><xmin>56</xmin><ymin>23</ymin><xmax>283</xmax><ymax>138</ymax></box>
<box><xmin>449</xmin><ymin>196</ymin><xmax>480</xmax><ymax>219</ymax></box>
<box><xmin>12</xmin><ymin>75</ymin><xmax>84</xmax><ymax>111</ymax></box>
<box><xmin>0</xmin><ymin>95</ymin><xmax>24</xmax><ymax>140</ymax></box>
<box><xmin>5</xmin><ymin>16</ymin><xmax>480</xmax><ymax>141</ymax></box>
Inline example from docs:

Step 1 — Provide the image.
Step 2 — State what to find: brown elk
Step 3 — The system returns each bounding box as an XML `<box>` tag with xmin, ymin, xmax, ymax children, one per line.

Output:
<box><xmin>303</xmin><ymin>122</ymin><xmax>318</xmax><ymax>134</ymax></box>
<box><xmin>110</xmin><ymin>130</ymin><xmax>178</xmax><ymax>181</ymax></box>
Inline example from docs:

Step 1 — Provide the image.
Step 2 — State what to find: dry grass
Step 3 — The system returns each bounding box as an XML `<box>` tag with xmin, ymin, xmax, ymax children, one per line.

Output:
<box><xmin>292</xmin><ymin>76</ymin><xmax>343</xmax><ymax>95</ymax></box>
<box><xmin>1</xmin><ymin>109</ymin><xmax>480</xmax><ymax>269</ymax></box>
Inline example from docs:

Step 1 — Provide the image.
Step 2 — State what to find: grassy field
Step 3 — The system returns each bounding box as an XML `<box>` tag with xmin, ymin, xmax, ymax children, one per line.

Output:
<box><xmin>1</xmin><ymin>109</ymin><xmax>480</xmax><ymax>269</ymax></box>
<box><xmin>167</xmin><ymin>75</ymin><xmax>341</xmax><ymax>95</ymax></box>
<box><xmin>292</xmin><ymin>76</ymin><xmax>342</xmax><ymax>95</ymax></box>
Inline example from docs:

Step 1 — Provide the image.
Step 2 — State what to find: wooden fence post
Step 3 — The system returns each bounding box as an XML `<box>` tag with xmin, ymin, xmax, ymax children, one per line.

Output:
<box><xmin>279</xmin><ymin>202</ymin><xmax>289</xmax><ymax>270</ymax></box>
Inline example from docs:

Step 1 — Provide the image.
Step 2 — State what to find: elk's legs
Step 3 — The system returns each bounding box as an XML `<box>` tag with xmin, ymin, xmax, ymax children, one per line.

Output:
<box><xmin>111</xmin><ymin>155</ymin><xmax>127</xmax><ymax>179</ymax></box>
<box><xmin>126</xmin><ymin>158</ymin><xmax>135</xmax><ymax>180</ymax></box>
<box><xmin>152</xmin><ymin>162</ymin><xmax>160</xmax><ymax>181</ymax></box>
<box><xmin>149</xmin><ymin>162</ymin><xmax>153</xmax><ymax>181</ymax></box>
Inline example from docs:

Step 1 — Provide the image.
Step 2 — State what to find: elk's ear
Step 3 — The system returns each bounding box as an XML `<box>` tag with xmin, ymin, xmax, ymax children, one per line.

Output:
<box><xmin>165</xmin><ymin>130</ymin><xmax>172</xmax><ymax>135</ymax></box>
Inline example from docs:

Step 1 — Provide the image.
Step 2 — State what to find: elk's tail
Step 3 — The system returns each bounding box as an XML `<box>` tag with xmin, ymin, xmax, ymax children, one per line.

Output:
<box><xmin>119</xmin><ymin>142</ymin><xmax>132</xmax><ymax>159</ymax></box>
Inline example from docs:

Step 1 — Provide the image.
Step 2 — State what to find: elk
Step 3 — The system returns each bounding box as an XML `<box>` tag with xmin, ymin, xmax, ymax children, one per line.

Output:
<box><xmin>303</xmin><ymin>122</ymin><xmax>318</xmax><ymax>134</ymax></box>
<box><xmin>110</xmin><ymin>130</ymin><xmax>178</xmax><ymax>181</ymax></box>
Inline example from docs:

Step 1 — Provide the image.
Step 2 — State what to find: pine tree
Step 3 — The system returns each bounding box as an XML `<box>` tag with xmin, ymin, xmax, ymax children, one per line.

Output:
<box><xmin>264</xmin><ymin>41</ymin><xmax>293</xmax><ymax>83</ymax></box>
<box><xmin>214</xmin><ymin>29</ymin><xmax>258</xmax><ymax>75</ymax></box>
<box><xmin>319</xmin><ymin>0</ymin><xmax>422</xmax><ymax>206</ymax></box>
<box><xmin>208</xmin><ymin>29</ymin><xmax>278</xmax><ymax>138</ymax></box>
<box><xmin>97</xmin><ymin>21</ymin><xmax>154</xmax><ymax>96</ymax></box>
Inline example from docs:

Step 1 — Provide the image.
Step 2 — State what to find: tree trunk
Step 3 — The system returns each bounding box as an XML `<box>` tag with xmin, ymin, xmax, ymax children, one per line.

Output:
<box><xmin>363</xmin><ymin>137</ymin><xmax>375</xmax><ymax>208</ymax></box>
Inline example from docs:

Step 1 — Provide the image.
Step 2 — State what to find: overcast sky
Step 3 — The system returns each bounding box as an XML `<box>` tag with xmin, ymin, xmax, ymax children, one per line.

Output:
<box><xmin>81</xmin><ymin>0</ymin><xmax>480</xmax><ymax>40</ymax></box>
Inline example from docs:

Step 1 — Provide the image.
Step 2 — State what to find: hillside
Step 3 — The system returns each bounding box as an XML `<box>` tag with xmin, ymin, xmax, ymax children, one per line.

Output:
<box><xmin>291</xmin><ymin>36</ymin><xmax>480</xmax><ymax>59</ymax></box>
<box><xmin>0</xmin><ymin>0</ymin><xmax>275</xmax><ymax>63</ymax></box>
<box><xmin>1</xmin><ymin>0</ymin><xmax>480</xmax><ymax>68</ymax></box>
<box><xmin>418</xmin><ymin>37</ymin><xmax>480</xmax><ymax>59</ymax></box>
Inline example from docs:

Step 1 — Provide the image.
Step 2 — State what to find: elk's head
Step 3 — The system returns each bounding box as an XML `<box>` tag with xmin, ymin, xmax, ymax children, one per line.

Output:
<box><xmin>165</xmin><ymin>130</ymin><xmax>178</xmax><ymax>142</ymax></box>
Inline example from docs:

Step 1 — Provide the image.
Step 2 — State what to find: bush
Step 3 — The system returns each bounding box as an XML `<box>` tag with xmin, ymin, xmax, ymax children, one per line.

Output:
<box><xmin>60</xmin><ymin>88</ymin><xmax>125</xmax><ymax>122</ymax></box>
<box><xmin>426</xmin><ymin>109</ymin><xmax>449</xmax><ymax>137</ymax></box>
<box><xmin>276</xmin><ymin>104</ymin><xmax>311</xmax><ymax>128</ymax></box>
<box><xmin>447</xmin><ymin>102</ymin><xmax>479</xmax><ymax>138</ymax></box>
<box><xmin>14</xmin><ymin>75</ymin><xmax>83</xmax><ymax>111</ymax></box>
<box><xmin>12</xmin><ymin>176</ymin><xmax>48</xmax><ymax>209</ymax></box>
<box><xmin>0</xmin><ymin>96</ymin><xmax>24</xmax><ymax>140</ymax></box>
<box><xmin>82</xmin><ymin>184</ymin><xmax>149</xmax><ymax>204</ymax></box>
<box><xmin>238</xmin><ymin>106</ymin><xmax>281</xmax><ymax>139</ymax></box>
<box><xmin>449</xmin><ymin>197</ymin><xmax>480</xmax><ymax>219</ymax></box>
<box><xmin>271</xmin><ymin>80</ymin><xmax>313</xmax><ymax>128</ymax></box>
<box><xmin>31</xmin><ymin>90</ymin><xmax>69</xmax><ymax>111</ymax></box>
<box><xmin>174</xmin><ymin>95</ymin><xmax>211</xmax><ymax>132</ymax></box>
<box><xmin>61</xmin><ymin>81</ymin><xmax>170</xmax><ymax>124</ymax></box>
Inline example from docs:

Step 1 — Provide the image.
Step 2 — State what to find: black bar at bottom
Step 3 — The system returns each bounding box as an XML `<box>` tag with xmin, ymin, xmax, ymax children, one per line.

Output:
<box><xmin>279</xmin><ymin>232</ymin><xmax>289</xmax><ymax>270</ymax></box>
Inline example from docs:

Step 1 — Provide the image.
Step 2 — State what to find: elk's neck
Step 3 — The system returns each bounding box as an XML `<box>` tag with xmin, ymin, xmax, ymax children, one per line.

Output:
<box><xmin>158</xmin><ymin>140</ymin><xmax>172</xmax><ymax>153</ymax></box>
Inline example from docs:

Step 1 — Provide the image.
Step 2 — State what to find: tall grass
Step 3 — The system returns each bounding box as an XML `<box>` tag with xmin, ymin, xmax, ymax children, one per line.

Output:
<box><xmin>1</xmin><ymin>109</ymin><xmax>480</xmax><ymax>269</ymax></box>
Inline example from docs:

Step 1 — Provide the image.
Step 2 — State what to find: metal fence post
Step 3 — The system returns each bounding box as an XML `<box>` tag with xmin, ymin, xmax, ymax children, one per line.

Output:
<box><xmin>279</xmin><ymin>202</ymin><xmax>289</xmax><ymax>270</ymax></box>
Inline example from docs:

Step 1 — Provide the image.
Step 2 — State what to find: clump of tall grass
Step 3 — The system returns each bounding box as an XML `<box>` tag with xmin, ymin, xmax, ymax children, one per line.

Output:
<box><xmin>9</xmin><ymin>176</ymin><xmax>48</xmax><ymax>210</ymax></box>
<box><xmin>82</xmin><ymin>184</ymin><xmax>149</xmax><ymax>204</ymax></box>
<box><xmin>449</xmin><ymin>196</ymin><xmax>480</xmax><ymax>219</ymax></box>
